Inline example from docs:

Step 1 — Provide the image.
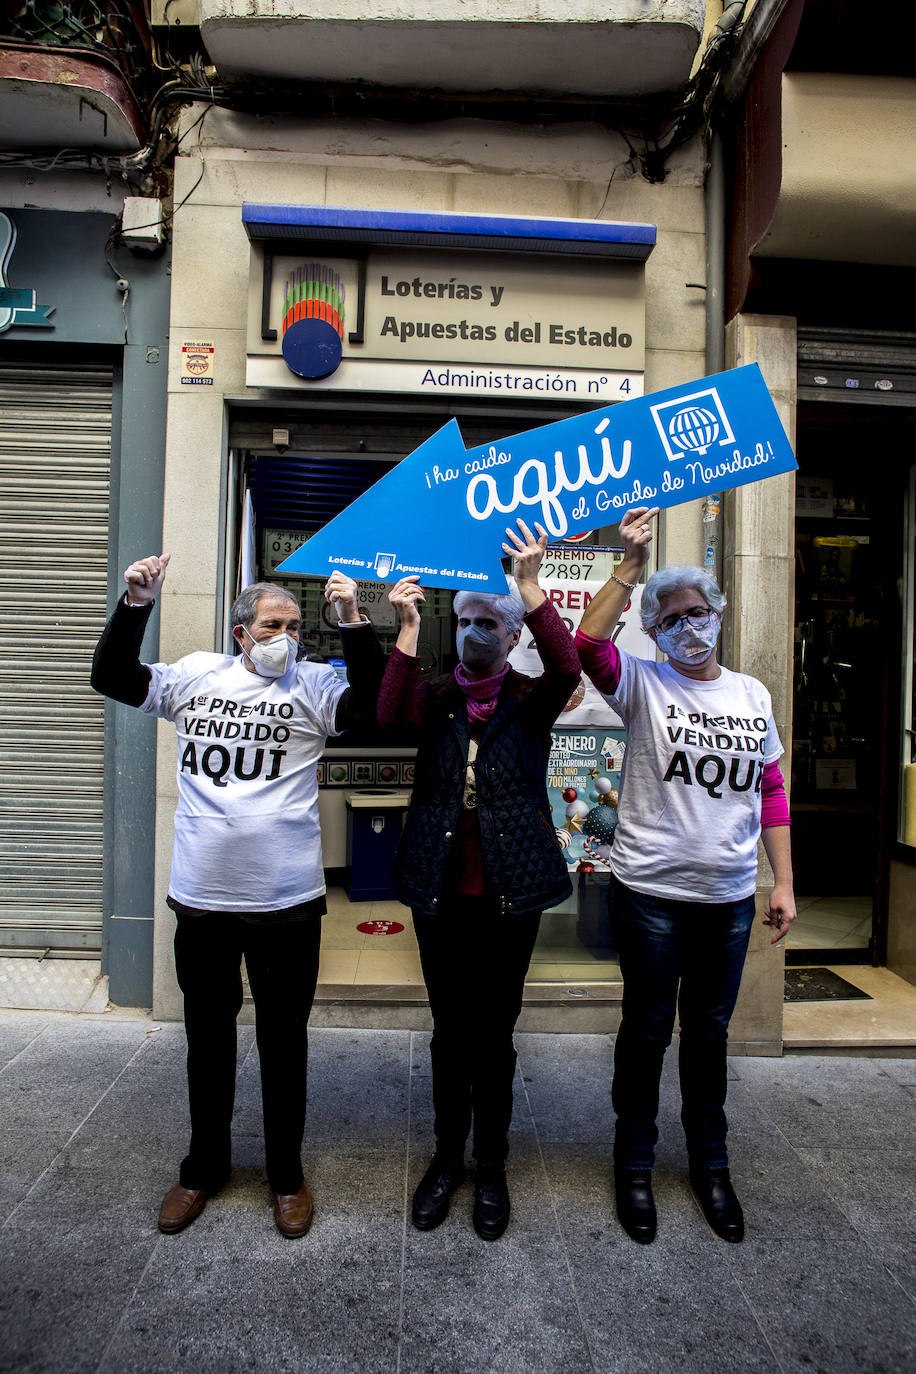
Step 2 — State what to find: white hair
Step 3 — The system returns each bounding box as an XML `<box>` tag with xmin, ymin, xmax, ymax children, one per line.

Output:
<box><xmin>453</xmin><ymin>578</ymin><xmax>526</xmax><ymax>636</ymax></box>
<box><xmin>640</xmin><ymin>566</ymin><xmax>726</xmax><ymax>632</ymax></box>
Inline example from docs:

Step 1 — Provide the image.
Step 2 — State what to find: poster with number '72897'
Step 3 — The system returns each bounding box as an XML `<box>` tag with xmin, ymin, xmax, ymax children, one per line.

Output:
<box><xmin>508</xmin><ymin>573</ymin><xmax>654</xmax><ymax>728</ymax></box>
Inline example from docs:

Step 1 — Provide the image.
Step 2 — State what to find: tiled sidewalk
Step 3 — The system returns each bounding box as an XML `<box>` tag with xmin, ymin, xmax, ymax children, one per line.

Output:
<box><xmin>1</xmin><ymin>1010</ymin><xmax>914</xmax><ymax>1373</ymax></box>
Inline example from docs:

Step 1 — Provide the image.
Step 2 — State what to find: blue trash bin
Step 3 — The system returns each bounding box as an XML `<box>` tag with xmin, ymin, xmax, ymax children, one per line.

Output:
<box><xmin>344</xmin><ymin>789</ymin><xmax>410</xmax><ymax>901</ymax></box>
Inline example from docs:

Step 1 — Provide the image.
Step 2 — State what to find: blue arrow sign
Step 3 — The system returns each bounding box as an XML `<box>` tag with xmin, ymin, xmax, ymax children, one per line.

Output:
<box><xmin>277</xmin><ymin>363</ymin><xmax>797</xmax><ymax>591</ymax></box>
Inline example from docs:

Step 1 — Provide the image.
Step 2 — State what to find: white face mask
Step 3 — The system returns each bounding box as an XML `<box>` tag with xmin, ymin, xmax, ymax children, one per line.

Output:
<box><xmin>655</xmin><ymin>612</ymin><xmax>721</xmax><ymax>667</ymax></box>
<box><xmin>241</xmin><ymin>628</ymin><xmax>298</xmax><ymax>678</ymax></box>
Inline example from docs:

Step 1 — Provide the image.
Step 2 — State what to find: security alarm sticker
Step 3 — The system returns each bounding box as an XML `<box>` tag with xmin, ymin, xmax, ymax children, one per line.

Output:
<box><xmin>181</xmin><ymin>340</ymin><xmax>215</xmax><ymax>385</ymax></box>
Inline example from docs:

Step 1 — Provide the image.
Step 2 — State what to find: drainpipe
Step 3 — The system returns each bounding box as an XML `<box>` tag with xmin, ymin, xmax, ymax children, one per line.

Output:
<box><xmin>704</xmin><ymin>124</ymin><xmax>726</xmax><ymax>583</ymax></box>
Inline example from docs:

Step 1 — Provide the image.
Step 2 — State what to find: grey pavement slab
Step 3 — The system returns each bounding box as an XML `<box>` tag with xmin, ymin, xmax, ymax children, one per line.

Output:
<box><xmin>732</xmin><ymin>1054</ymin><xmax>916</xmax><ymax>1148</ymax></box>
<box><xmin>0</xmin><ymin>1014</ymin><xmax>51</xmax><ymax>1071</ymax></box>
<box><xmin>97</xmin><ymin>1166</ymin><xmax>405</xmax><ymax>1374</ymax></box>
<box><xmin>0</xmin><ymin>1129</ymin><xmax>70</xmax><ymax>1224</ymax></box>
<box><xmin>400</xmin><ymin>1150</ymin><xmax>594</xmax><ymax>1374</ymax></box>
<box><xmin>795</xmin><ymin>1145</ymin><xmax>916</xmax><ymax>1297</ymax></box>
<box><xmin>0</xmin><ymin>1162</ymin><xmax>160</xmax><ymax>1374</ymax></box>
<box><xmin>1</xmin><ymin>1012</ymin><xmax>915</xmax><ymax>1374</ymax></box>
<box><xmin>304</xmin><ymin>1028</ymin><xmax>412</xmax><ymax>1152</ymax></box>
<box><xmin>538</xmin><ymin>1143</ymin><xmax>781</xmax><ymax>1374</ymax></box>
<box><xmin>724</xmin><ymin>1235</ymin><xmax>916</xmax><ymax>1373</ymax></box>
<box><xmin>871</xmin><ymin>1056</ymin><xmax>916</xmax><ymax>1087</ymax></box>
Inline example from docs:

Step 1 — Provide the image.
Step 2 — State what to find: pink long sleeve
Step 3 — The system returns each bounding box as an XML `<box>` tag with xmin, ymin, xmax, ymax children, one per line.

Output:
<box><xmin>760</xmin><ymin>761</ymin><xmax>790</xmax><ymax>828</ymax></box>
<box><xmin>574</xmin><ymin>629</ymin><xmax>622</xmax><ymax>694</ymax></box>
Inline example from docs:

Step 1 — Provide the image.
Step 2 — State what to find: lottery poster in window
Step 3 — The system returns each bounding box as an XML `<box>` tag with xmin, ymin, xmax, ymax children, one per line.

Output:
<box><xmin>509</xmin><ymin>562</ymin><xmax>655</xmax><ymax>727</ymax></box>
<box><xmin>547</xmin><ymin>729</ymin><xmax>627</xmax><ymax>873</ymax></box>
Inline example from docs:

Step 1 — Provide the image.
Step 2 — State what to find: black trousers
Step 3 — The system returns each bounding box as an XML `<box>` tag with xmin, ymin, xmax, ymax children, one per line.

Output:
<box><xmin>173</xmin><ymin>911</ymin><xmax>322</xmax><ymax>1196</ymax></box>
<box><xmin>413</xmin><ymin>900</ymin><xmax>541</xmax><ymax>1169</ymax></box>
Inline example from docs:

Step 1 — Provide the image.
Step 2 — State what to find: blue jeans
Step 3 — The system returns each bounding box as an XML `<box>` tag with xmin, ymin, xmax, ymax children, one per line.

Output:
<box><xmin>610</xmin><ymin>876</ymin><xmax>755</xmax><ymax>1173</ymax></box>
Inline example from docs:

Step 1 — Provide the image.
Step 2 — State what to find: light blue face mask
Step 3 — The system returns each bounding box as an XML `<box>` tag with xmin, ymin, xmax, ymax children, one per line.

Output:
<box><xmin>456</xmin><ymin>623</ymin><xmax>503</xmax><ymax>671</ymax></box>
<box><xmin>655</xmin><ymin>612</ymin><xmax>721</xmax><ymax>667</ymax></box>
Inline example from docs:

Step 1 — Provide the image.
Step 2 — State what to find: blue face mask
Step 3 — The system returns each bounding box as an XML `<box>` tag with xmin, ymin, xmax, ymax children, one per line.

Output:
<box><xmin>456</xmin><ymin>623</ymin><xmax>503</xmax><ymax>671</ymax></box>
<box><xmin>655</xmin><ymin>612</ymin><xmax>721</xmax><ymax>667</ymax></box>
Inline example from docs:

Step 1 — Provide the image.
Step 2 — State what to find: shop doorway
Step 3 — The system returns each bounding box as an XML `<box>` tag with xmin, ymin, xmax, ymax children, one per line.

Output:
<box><xmin>790</xmin><ymin>401</ymin><xmax>914</xmax><ymax>964</ymax></box>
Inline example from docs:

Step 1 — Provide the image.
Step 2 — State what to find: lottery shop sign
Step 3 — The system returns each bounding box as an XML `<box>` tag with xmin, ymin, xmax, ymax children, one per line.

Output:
<box><xmin>245</xmin><ymin>214</ymin><xmax>648</xmax><ymax>400</ymax></box>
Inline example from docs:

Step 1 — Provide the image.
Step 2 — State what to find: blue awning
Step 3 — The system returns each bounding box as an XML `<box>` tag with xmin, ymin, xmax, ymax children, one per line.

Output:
<box><xmin>242</xmin><ymin>204</ymin><xmax>655</xmax><ymax>261</ymax></box>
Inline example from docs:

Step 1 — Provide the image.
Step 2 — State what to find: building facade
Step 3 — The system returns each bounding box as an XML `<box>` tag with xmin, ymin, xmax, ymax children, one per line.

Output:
<box><xmin>147</xmin><ymin>2</ymin><xmax>787</xmax><ymax>1046</ymax></box>
<box><xmin>3</xmin><ymin>1</ymin><xmax>912</xmax><ymax>1043</ymax></box>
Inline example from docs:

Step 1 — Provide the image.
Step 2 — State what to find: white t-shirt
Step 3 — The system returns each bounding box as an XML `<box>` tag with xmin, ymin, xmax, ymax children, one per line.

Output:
<box><xmin>141</xmin><ymin>652</ymin><xmax>346</xmax><ymax>911</ymax></box>
<box><xmin>599</xmin><ymin>652</ymin><xmax>783</xmax><ymax>902</ymax></box>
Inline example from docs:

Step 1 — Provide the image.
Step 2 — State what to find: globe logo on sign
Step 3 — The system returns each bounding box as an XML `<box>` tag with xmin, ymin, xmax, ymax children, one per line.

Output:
<box><xmin>668</xmin><ymin>405</ymin><xmax>719</xmax><ymax>456</ymax></box>
<box><xmin>650</xmin><ymin>386</ymin><xmax>736</xmax><ymax>463</ymax></box>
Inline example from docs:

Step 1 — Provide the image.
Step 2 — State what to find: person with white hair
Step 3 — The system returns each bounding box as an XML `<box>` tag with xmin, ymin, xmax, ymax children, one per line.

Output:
<box><xmin>380</xmin><ymin>519</ymin><xmax>580</xmax><ymax>1241</ymax></box>
<box><xmin>576</xmin><ymin>506</ymin><xmax>795</xmax><ymax>1246</ymax></box>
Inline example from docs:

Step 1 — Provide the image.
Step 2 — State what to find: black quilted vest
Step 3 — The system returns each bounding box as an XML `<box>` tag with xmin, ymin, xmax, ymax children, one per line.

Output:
<box><xmin>393</xmin><ymin>669</ymin><xmax>572</xmax><ymax>917</ymax></box>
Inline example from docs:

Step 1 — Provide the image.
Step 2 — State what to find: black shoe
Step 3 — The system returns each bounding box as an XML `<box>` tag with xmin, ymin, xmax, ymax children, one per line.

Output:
<box><xmin>690</xmin><ymin>1169</ymin><xmax>744</xmax><ymax>1243</ymax></box>
<box><xmin>411</xmin><ymin>1155</ymin><xmax>465</xmax><ymax>1231</ymax></box>
<box><xmin>614</xmin><ymin>1169</ymin><xmax>657</xmax><ymax>1244</ymax></box>
<box><xmin>472</xmin><ymin>1167</ymin><xmax>510</xmax><ymax>1241</ymax></box>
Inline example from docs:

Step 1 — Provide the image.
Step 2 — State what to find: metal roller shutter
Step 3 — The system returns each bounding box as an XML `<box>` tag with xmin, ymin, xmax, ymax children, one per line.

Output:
<box><xmin>798</xmin><ymin>327</ymin><xmax>916</xmax><ymax>406</ymax></box>
<box><xmin>0</xmin><ymin>359</ymin><xmax>113</xmax><ymax>952</ymax></box>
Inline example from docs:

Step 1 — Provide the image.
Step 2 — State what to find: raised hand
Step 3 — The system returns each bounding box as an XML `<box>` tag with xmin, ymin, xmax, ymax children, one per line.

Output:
<box><xmin>618</xmin><ymin>507</ymin><xmax>659</xmax><ymax>569</ymax></box>
<box><xmin>502</xmin><ymin>518</ymin><xmax>548</xmax><ymax>612</ymax></box>
<box><xmin>502</xmin><ymin>518</ymin><xmax>548</xmax><ymax>584</ymax></box>
<box><xmin>388</xmin><ymin>575</ymin><xmax>426</xmax><ymax>629</ymax></box>
<box><xmin>123</xmin><ymin>554</ymin><xmax>171</xmax><ymax>604</ymax></box>
<box><xmin>325</xmin><ymin>571</ymin><xmax>361</xmax><ymax>624</ymax></box>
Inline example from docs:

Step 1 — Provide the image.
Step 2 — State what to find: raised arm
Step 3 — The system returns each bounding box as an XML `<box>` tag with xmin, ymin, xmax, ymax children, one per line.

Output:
<box><xmin>90</xmin><ymin>553</ymin><xmax>171</xmax><ymax>706</ymax></box>
<box><xmin>502</xmin><ymin>518</ymin><xmax>547</xmax><ymax>614</ymax></box>
<box><xmin>377</xmin><ymin>576</ymin><xmax>427</xmax><ymax>729</ymax></box>
<box><xmin>504</xmin><ymin>519</ymin><xmax>581</xmax><ymax>716</ymax></box>
<box><xmin>575</xmin><ymin>507</ymin><xmax>657</xmax><ymax>695</ymax></box>
<box><xmin>324</xmin><ymin>572</ymin><xmax>386</xmax><ymax>731</ymax></box>
<box><xmin>578</xmin><ymin>506</ymin><xmax>657</xmax><ymax>639</ymax></box>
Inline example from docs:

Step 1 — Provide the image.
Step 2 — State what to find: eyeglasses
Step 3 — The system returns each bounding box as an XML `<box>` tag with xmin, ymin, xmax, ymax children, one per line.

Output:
<box><xmin>657</xmin><ymin>607</ymin><xmax>715</xmax><ymax>634</ymax></box>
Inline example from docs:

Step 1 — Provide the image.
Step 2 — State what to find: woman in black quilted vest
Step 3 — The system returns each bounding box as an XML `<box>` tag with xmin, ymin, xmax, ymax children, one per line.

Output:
<box><xmin>378</xmin><ymin>519</ymin><xmax>580</xmax><ymax>1241</ymax></box>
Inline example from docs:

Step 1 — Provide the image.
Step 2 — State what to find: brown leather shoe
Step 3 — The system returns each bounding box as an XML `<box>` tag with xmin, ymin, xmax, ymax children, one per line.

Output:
<box><xmin>158</xmin><ymin>1183</ymin><xmax>208</xmax><ymax>1234</ymax></box>
<box><xmin>273</xmin><ymin>1180</ymin><xmax>314</xmax><ymax>1238</ymax></box>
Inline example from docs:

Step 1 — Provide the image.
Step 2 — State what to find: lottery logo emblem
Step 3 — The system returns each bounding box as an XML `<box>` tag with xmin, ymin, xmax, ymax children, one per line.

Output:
<box><xmin>373</xmin><ymin>552</ymin><xmax>396</xmax><ymax>578</ymax></box>
<box><xmin>281</xmin><ymin>262</ymin><xmax>345</xmax><ymax>380</ymax></box>
<box><xmin>650</xmin><ymin>386</ymin><xmax>736</xmax><ymax>463</ymax></box>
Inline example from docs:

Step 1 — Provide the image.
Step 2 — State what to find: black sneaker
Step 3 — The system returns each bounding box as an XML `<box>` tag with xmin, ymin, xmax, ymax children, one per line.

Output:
<box><xmin>411</xmin><ymin>1155</ymin><xmax>466</xmax><ymax>1231</ymax></box>
<box><xmin>472</xmin><ymin>1166</ymin><xmax>511</xmax><ymax>1241</ymax></box>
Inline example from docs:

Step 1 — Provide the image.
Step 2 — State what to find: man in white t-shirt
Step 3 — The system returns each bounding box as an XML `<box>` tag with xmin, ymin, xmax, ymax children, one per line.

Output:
<box><xmin>576</xmin><ymin>507</ymin><xmax>795</xmax><ymax>1248</ymax></box>
<box><xmin>91</xmin><ymin>554</ymin><xmax>383</xmax><ymax>1238</ymax></box>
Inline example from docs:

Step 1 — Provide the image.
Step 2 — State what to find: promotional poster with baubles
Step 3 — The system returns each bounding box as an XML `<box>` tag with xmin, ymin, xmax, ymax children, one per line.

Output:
<box><xmin>547</xmin><ymin>730</ymin><xmax>626</xmax><ymax>873</ymax></box>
